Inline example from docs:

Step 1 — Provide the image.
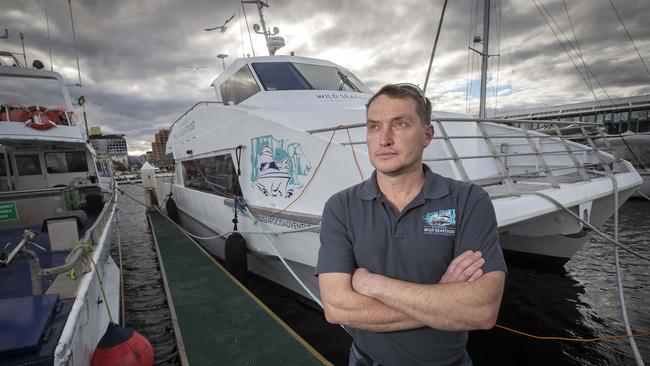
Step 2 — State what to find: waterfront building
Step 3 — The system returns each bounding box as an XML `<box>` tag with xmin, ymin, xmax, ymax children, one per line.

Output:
<box><xmin>89</xmin><ymin>126</ymin><xmax>129</xmax><ymax>171</ymax></box>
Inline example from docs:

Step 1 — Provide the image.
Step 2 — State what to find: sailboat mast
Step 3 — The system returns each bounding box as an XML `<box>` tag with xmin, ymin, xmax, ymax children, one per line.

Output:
<box><xmin>479</xmin><ymin>0</ymin><xmax>490</xmax><ymax>119</ymax></box>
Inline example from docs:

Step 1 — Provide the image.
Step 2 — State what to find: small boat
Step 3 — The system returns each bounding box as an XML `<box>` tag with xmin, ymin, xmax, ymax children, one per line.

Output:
<box><xmin>0</xmin><ymin>53</ymin><xmax>120</xmax><ymax>365</ymax></box>
<box><xmin>161</xmin><ymin>2</ymin><xmax>642</xmax><ymax>301</ymax></box>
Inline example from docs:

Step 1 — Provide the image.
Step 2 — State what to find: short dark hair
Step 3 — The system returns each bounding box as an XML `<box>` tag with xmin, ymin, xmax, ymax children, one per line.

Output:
<box><xmin>366</xmin><ymin>84</ymin><xmax>432</xmax><ymax>125</ymax></box>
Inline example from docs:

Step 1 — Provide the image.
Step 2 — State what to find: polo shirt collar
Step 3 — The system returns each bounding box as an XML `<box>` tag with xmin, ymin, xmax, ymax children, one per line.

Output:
<box><xmin>358</xmin><ymin>164</ymin><xmax>450</xmax><ymax>201</ymax></box>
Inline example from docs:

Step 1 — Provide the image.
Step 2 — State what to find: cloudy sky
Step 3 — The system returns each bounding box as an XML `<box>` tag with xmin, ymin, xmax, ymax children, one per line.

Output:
<box><xmin>2</xmin><ymin>0</ymin><xmax>649</xmax><ymax>155</ymax></box>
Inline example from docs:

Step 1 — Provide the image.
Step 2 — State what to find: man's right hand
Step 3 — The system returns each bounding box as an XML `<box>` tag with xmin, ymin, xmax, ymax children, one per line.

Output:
<box><xmin>439</xmin><ymin>250</ymin><xmax>485</xmax><ymax>283</ymax></box>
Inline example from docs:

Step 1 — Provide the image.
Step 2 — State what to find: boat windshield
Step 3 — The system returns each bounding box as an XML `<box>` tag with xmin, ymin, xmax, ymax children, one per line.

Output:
<box><xmin>251</xmin><ymin>62</ymin><xmax>372</xmax><ymax>93</ymax></box>
<box><xmin>0</xmin><ymin>74</ymin><xmax>74</xmax><ymax>125</ymax></box>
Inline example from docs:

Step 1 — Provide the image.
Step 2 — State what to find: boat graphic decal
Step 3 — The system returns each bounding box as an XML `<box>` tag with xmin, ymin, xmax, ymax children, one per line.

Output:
<box><xmin>250</xmin><ymin>135</ymin><xmax>312</xmax><ymax>198</ymax></box>
<box><xmin>423</xmin><ymin>209</ymin><xmax>457</xmax><ymax>236</ymax></box>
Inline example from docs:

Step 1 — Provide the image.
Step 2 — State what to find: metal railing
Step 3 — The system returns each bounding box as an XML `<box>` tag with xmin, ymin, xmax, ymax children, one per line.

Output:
<box><xmin>31</xmin><ymin>183</ymin><xmax>118</xmax><ymax>289</ymax></box>
<box><xmin>307</xmin><ymin>117</ymin><xmax>623</xmax><ymax>191</ymax></box>
<box><xmin>168</xmin><ymin>101</ymin><xmax>225</xmax><ymax>131</ymax></box>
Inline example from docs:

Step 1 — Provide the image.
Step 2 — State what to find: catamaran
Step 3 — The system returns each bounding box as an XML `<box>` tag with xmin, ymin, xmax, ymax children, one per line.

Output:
<box><xmin>161</xmin><ymin>1</ymin><xmax>642</xmax><ymax>300</ymax></box>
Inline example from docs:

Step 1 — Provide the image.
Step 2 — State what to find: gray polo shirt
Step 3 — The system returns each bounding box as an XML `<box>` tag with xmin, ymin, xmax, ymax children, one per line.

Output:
<box><xmin>316</xmin><ymin>165</ymin><xmax>506</xmax><ymax>366</ymax></box>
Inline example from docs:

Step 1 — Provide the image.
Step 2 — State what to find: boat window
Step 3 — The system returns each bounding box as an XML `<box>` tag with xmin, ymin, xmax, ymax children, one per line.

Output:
<box><xmin>596</xmin><ymin>113</ymin><xmax>604</xmax><ymax>124</ymax></box>
<box><xmin>252</xmin><ymin>62</ymin><xmax>311</xmax><ymax>91</ymax></box>
<box><xmin>45</xmin><ymin>151</ymin><xmax>88</xmax><ymax>173</ymax></box>
<box><xmin>293</xmin><ymin>63</ymin><xmax>364</xmax><ymax>92</ymax></box>
<box><xmin>181</xmin><ymin>154</ymin><xmax>242</xmax><ymax>197</ymax></box>
<box><xmin>251</xmin><ymin>62</ymin><xmax>371</xmax><ymax>93</ymax></box>
<box><xmin>15</xmin><ymin>154</ymin><xmax>42</xmax><ymax>175</ymax></box>
<box><xmin>0</xmin><ymin>154</ymin><xmax>13</xmax><ymax>176</ymax></box>
<box><xmin>220</xmin><ymin>65</ymin><xmax>261</xmax><ymax>105</ymax></box>
<box><xmin>638</xmin><ymin>110</ymin><xmax>650</xmax><ymax>132</ymax></box>
<box><xmin>0</xmin><ymin>76</ymin><xmax>72</xmax><ymax>125</ymax></box>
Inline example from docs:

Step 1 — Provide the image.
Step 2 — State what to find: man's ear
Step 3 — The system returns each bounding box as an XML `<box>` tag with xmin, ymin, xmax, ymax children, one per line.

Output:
<box><xmin>424</xmin><ymin>123</ymin><xmax>434</xmax><ymax>147</ymax></box>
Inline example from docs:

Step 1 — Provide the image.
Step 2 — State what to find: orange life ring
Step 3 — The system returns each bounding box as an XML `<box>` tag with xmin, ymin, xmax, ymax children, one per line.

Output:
<box><xmin>0</xmin><ymin>107</ymin><xmax>31</xmax><ymax>122</ymax></box>
<box><xmin>25</xmin><ymin>106</ymin><xmax>57</xmax><ymax>130</ymax></box>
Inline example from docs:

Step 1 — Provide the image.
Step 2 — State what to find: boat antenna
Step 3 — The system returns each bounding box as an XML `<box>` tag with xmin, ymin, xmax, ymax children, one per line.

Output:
<box><xmin>239</xmin><ymin>0</ymin><xmax>256</xmax><ymax>56</ymax></box>
<box><xmin>423</xmin><ymin>0</ymin><xmax>449</xmax><ymax>94</ymax></box>
<box><xmin>19</xmin><ymin>32</ymin><xmax>27</xmax><ymax>67</ymax></box>
<box><xmin>242</xmin><ymin>0</ymin><xmax>284</xmax><ymax>55</ymax></box>
<box><xmin>68</xmin><ymin>0</ymin><xmax>82</xmax><ymax>86</ymax></box>
<box><xmin>44</xmin><ymin>2</ymin><xmax>54</xmax><ymax>71</ymax></box>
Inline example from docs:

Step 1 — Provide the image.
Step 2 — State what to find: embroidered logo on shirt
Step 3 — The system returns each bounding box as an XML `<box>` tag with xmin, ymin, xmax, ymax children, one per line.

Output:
<box><xmin>423</xmin><ymin>209</ymin><xmax>456</xmax><ymax>236</ymax></box>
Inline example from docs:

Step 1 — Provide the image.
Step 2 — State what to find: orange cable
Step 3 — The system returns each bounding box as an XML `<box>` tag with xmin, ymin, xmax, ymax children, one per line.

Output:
<box><xmin>346</xmin><ymin>128</ymin><xmax>365</xmax><ymax>181</ymax></box>
<box><xmin>495</xmin><ymin>324</ymin><xmax>650</xmax><ymax>343</ymax></box>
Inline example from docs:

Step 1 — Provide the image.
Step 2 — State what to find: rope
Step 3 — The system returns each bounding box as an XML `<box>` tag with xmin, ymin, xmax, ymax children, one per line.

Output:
<box><xmin>243</xmin><ymin>205</ymin><xmax>324</xmax><ymax>308</ymax></box>
<box><xmin>609</xmin><ymin>175</ymin><xmax>645</xmax><ymax>366</ymax></box>
<box><xmin>77</xmin><ymin>241</ymin><xmax>114</xmax><ymax>323</ymax></box>
<box><xmin>346</xmin><ymin>128</ymin><xmax>365</xmax><ymax>181</ymax></box>
<box><xmin>636</xmin><ymin>189</ymin><xmax>650</xmax><ymax>201</ymax></box>
<box><xmin>495</xmin><ymin>324</ymin><xmax>650</xmax><ymax>343</ymax></box>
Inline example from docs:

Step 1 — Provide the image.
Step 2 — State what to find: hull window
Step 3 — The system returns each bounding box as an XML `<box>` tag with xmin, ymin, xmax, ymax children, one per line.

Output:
<box><xmin>181</xmin><ymin>154</ymin><xmax>242</xmax><ymax>197</ymax></box>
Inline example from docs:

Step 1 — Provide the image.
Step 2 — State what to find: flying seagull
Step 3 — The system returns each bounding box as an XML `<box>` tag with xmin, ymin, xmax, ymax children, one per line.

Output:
<box><xmin>204</xmin><ymin>14</ymin><xmax>235</xmax><ymax>32</ymax></box>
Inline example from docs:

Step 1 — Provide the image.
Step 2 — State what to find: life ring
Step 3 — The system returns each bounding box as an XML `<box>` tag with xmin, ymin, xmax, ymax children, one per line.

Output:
<box><xmin>0</xmin><ymin>107</ymin><xmax>31</xmax><ymax>122</ymax></box>
<box><xmin>25</xmin><ymin>106</ymin><xmax>58</xmax><ymax>130</ymax></box>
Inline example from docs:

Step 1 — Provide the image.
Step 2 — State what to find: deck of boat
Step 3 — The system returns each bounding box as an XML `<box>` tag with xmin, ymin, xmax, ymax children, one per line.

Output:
<box><xmin>147</xmin><ymin>209</ymin><xmax>330</xmax><ymax>366</ymax></box>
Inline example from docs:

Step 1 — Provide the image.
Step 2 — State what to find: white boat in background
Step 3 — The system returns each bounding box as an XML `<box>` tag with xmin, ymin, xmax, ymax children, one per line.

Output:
<box><xmin>159</xmin><ymin>2</ymin><xmax>641</xmax><ymax>300</ymax></box>
<box><xmin>502</xmin><ymin>94</ymin><xmax>650</xmax><ymax>198</ymax></box>
<box><xmin>0</xmin><ymin>54</ymin><xmax>119</xmax><ymax>365</ymax></box>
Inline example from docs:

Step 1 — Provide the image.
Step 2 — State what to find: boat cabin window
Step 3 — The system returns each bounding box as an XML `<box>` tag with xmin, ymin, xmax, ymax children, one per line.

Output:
<box><xmin>220</xmin><ymin>65</ymin><xmax>261</xmax><ymax>105</ymax></box>
<box><xmin>181</xmin><ymin>154</ymin><xmax>242</xmax><ymax>197</ymax></box>
<box><xmin>0</xmin><ymin>75</ymin><xmax>72</xmax><ymax>125</ymax></box>
<box><xmin>0</xmin><ymin>153</ymin><xmax>13</xmax><ymax>176</ymax></box>
<box><xmin>44</xmin><ymin>151</ymin><xmax>88</xmax><ymax>173</ymax></box>
<box><xmin>15</xmin><ymin>154</ymin><xmax>42</xmax><ymax>176</ymax></box>
<box><xmin>251</xmin><ymin>62</ymin><xmax>371</xmax><ymax>93</ymax></box>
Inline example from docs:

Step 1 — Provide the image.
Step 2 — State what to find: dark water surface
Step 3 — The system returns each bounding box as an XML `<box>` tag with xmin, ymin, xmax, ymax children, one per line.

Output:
<box><xmin>117</xmin><ymin>184</ymin><xmax>648</xmax><ymax>365</ymax></box>
<box><xmin>112</xmin><ymin>185</ymin><xmax>179</xmax><ymax>365</ymax></box>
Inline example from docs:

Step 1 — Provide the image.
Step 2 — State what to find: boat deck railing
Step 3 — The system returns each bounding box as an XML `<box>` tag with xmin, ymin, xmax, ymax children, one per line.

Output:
<box><xmin>308</xmin><ymin>117</ymin><xmax>626</xmax><ymax>194</ymax></box>
<box><xmin>29</xmin><ymin>183</ymin><xmax>118</xmax><ymax>291</ymax></box>
<box><xmin>169</xmin><ymin>101</ymin><xmax>225</xmax><ymax>131</ymax></box>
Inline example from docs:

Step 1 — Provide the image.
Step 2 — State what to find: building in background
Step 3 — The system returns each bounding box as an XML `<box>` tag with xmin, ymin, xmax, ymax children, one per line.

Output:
<box><xmin>151</xmin><ymin>128</ymin><xmax>174</xmax><ymax>170</ymax></box>
<box><xmin>89</xmin><ymin>126</ymin><xmax>129</xmax><ymax>172</ymax></box>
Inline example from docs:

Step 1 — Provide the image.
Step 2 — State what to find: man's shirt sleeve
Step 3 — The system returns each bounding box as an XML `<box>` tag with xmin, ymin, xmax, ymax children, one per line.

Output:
<box><xmin>455</xmin><ymin>185</ymin><xmax>507</xmax><ymax>274</ymax></box>
<box><xmin>315</xmin><ymin>194</ymin><xmax>357</xmax><ymax>275</ymax></box>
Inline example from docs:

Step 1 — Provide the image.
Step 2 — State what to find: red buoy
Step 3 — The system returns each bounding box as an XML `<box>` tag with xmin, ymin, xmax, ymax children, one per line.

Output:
<box><xmin>91</xmin><ymin>322</ymin><xmax>154</xmax><ymax>366</ymax></box>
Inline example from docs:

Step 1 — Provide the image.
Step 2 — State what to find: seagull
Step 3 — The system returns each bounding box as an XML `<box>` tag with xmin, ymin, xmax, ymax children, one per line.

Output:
<box><xmin>204</xmin><ymin>14</ymin><xmax>235</xmax><ymax>33</ymax></box>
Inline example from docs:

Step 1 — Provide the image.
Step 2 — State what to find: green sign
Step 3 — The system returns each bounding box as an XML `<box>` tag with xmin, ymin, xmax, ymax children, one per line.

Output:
<box><xmin>0</xmin><ymin>202</ymin><xmax>18</xmax><ymax>221</ymax></box>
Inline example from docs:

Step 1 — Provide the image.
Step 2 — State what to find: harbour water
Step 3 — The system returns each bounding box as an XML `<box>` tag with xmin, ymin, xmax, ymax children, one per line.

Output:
<box><xmin>116</xmin><ymin>184</ymin><xmax>648</xmax><ymax>365</ymax></box>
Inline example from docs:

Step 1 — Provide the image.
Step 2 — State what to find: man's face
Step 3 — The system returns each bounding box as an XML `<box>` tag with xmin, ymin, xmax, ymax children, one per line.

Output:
<box><xmin>366</xmin><ymin>94</ymin><xmax>433</xmax><ymax>177</ymax></box>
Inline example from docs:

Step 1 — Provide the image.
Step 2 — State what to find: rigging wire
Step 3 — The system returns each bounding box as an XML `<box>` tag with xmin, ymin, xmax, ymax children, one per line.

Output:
<box><xmin>562</xmin><ymin>1</ymin><xmax>593</xmax><ymax>98</ymax></box>
<box><xmin>607</xmin><ymin>0</ymin><xmax>650</xmax><ymax>79</ymax></box>
<box><xmin>67</xmin><ymin>0</ymin><xmax>82</xmax><ymax>86</ymax></box>
<box><xmin>240</xmin><ymin>0</ymin><xmax>256</xmax><ymax>57</ymax></box>
<box><xmin>494</xmin><ymin>0</ymin><xmax>502</xmax><ymax>117</ymax></box>
<box><xmin>532</xmin><ymin>0</ymin><xmax>601</xmax><ymax>105</ymax></box>
<box><xmin>236</xmin><ymin>0</ymin><xmax>246</xmax><ymax>57</ymax></box>
<box><xmin>537</xmin><ymin>0</ymin><xmax>615</xmax><ymax>105</ymax></box>
<box><xmin>43</xmin><ymin>2</ymin><xmax>53</xmax><ymax>71</ymax></box>
<box><xmin>422</xmin><ymin>0</ymin><xmax>449</xmax><ymax>95</ymax></box>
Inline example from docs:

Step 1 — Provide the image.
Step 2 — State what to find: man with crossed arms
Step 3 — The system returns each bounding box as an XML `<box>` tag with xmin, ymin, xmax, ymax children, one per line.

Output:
<box><xmin>316</xmin><ymin>83</ymin><xmax>507</xmax><ymax>366</ymax></box>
